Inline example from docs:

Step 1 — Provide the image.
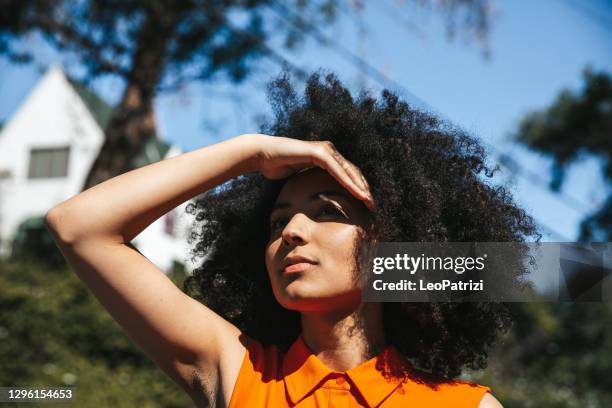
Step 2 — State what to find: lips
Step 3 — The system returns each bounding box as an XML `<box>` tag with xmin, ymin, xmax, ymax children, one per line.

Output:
<box><xmin>282</xmin><ymin>255</ymin><xmax>318</xmax><ymax>274</ymax></box>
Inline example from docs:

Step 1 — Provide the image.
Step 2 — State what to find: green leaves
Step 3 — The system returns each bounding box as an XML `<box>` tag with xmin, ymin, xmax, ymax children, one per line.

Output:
<box><xmin>0</xmin><ymin>258</ymin><xmax>191</xmax><ymax>406</ymax></box>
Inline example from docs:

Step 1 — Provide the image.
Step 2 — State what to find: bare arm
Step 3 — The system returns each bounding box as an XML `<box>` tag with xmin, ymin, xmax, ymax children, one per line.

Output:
<box><xmin>45</xmin><ymin>134</ymin><xmax>261</xmax><ymax>402</ymax></box>
<box><xmin>47</xmin><ymin>134</ymin><xmax>260</xmax><ymax>245</ymax></box>
<box><xmin>45</xmin><ymin>134</ymin><xmax>373</xmax><ymax>403</ymax></box>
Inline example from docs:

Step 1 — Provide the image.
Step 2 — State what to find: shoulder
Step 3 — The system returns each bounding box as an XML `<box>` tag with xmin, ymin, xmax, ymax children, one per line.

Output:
<box><xmin>440</xmin><ymin>381</ymin><xmax>501</xmax><ymax>408</ymax></box>
<box><xmin>409</xmin><ymin>380</ymin><xmax>494</xmax><ymax>408</ymax></box>
<box><xmin>436</xmin><ymin>378</ymin><xmax>502</xmax><ymax>408</ymax></box>
<box><xmin>477</xmin><ymin>392</ymin><xmax>504</xmax><ymax>408</ymax></box>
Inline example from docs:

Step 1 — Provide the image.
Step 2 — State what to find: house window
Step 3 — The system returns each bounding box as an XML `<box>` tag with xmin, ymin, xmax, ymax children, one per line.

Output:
<box><xmin>28</xmin><ymin>147</ymin><xmax>70</xmax><ymax>179</ymax></box>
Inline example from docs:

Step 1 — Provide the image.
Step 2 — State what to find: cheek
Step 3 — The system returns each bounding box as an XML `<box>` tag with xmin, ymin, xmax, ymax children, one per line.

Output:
<box><xmin>326</xmin><ymin>224</ymin><xmax>358</xmax><ymax>244</ymax></box>
<box><xmin>319</xmin><ymin>225</ymin><xmax>359</xmax><ymax>265</ymax></box>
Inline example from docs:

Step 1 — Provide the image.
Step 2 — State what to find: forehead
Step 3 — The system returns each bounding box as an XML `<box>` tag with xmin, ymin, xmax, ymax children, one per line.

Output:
<box><xmin>275</xmin><ymin>168</ymin><xmax>345</xmax><ymax>203</ymax></box>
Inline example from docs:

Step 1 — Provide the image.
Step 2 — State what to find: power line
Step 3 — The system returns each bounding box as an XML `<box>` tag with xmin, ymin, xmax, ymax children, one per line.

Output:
<box><xmin>166</xmin><ymin>0</ymin><xmax>588</xmax><ymax>242</ymax></box>
<box><xmin>271</xmin><ymin>0</ymin><xmax>592</xmax><ymax>211</ymax></box>
<box><xmin>325</xmin><ymin>1</ymin><xmax>593</xmax><ymax>216</ymax></box>
<box><xmin>479</xmin><ymin>141</ymin><xmax>593</xmax><ymax>215</ymax></box>
<box><xmin>371</xmin><ymin>0</ymin><xmax>597</xmax><ymax>217</ymax></box>
<box><xmin>557</xmin><ymin>0</ymin><xmax>612</xmax><ymax>34</ymax></box>
<box><xmin>378</xmin><ymin>0</ymin><xmax>428</xmax><ymax>41</ymax></box>
<box><xmin>267</xmin><ymin>0</ymin><xmax>431</xmax><ymax>111</ymax></box>
<box><xmin>157</xmin><ymin>6</ymin><xmax>310</xmax><ymax>93</ymax></box>
<box><xmin>265</xmin><ymin>1</ymin><xmax>590</xmax><ymax>241</ymax></box>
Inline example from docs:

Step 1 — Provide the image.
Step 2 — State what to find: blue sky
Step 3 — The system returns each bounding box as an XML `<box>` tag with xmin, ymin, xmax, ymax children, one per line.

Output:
<box><xmin>1</xmin><ymin>0</ymin><xmax>611</xmax><ymax>241</ymax></box>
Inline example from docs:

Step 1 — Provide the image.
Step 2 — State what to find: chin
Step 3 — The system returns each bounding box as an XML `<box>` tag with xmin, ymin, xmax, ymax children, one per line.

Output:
<box><xmin>276</xmin><ymin>286</ymin><xmax>318</xmax><ymax>309</ymax></box>
<box><xmin>276</xmin><ymin>286</ymin><xmax>362</xmax><ymax>313</ymax></box>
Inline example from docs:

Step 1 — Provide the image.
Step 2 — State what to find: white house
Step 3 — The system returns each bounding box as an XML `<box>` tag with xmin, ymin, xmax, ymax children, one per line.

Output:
<box><xmin>0</xmin><ymin>66</ymin><xmax>196</xmax><ymax>274</ymax></box>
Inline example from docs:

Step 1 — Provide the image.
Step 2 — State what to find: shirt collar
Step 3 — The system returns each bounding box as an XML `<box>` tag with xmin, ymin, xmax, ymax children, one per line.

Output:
<box><xmin>282</xmin><ymin>335</ymin><xmax>408</xmax><ymax>407</ymax></box>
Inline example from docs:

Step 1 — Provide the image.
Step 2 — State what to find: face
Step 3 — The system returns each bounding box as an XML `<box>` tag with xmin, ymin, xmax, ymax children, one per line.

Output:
<box><xmin>265</xmin><ymin>167</ymin><xmax>373</xmax><ymax>313</ymax></box>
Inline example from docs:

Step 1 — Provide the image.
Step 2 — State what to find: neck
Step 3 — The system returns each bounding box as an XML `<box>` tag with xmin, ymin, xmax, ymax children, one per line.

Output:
<box><xmin>300</xmin><ymin>302</ymin><xmax>386</xmax><ymax>372</ymax></box>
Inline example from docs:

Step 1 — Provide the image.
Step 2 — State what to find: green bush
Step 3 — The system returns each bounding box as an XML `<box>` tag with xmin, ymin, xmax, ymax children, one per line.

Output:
<box><xmin>0</xmin><ymin>258</ymin><xmax>192</xmax><ymax>407</ymax></box>
<box><xmin>9</xmin><ymin>217</ymin><xmax>66</xmax><ymax>268</ymax></box>
<box><xmin>470</xmin><ymin>302</ymin><xmax>612</xmax><ymax>408</ymax></box>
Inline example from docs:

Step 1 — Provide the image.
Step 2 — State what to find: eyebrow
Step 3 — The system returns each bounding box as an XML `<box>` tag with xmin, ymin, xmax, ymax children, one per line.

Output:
<box><xmin>271</xmin><ymin>190</ymin><xmax>353</xmax><ymax>213</ymax></box>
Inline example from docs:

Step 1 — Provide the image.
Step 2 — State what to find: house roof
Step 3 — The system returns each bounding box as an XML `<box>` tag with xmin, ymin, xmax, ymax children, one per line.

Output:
<box><xmin>0</xmin><ymin>68</ymin><xmax>173</xmax><ymax>168</ymax></box>
<box><xmin>65</xmin><ymin>74</ymin><xmax>172</xmax><ymax>168</ymax></box>
<box><xmin>66</xmin><ymin>77</ymin><xmax>113</xmax><ymax>130</ymax></box>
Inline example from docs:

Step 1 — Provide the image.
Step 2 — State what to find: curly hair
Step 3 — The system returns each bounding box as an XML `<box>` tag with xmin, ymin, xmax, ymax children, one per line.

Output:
<box><xmin>183</xmin><ymin>71</ymin><xmax>541</xmax><ymax>381</ymax></box>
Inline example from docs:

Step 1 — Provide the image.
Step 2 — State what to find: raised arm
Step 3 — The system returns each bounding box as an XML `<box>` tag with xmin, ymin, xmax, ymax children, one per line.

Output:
<box><xmin>45</xmin><ymin>134</ymin><xmax>262</xmax><ymax>405</ymax></box>
<box><xmin>45</xmin><ymin>134</ymin><xmax>373</xmax><ymax>405</ymax></box>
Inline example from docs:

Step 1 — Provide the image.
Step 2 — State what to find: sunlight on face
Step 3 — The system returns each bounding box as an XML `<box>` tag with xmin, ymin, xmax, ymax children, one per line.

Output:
<box><xmin>265</xmin><ymin>168</ymin><xmax>372</xmax><ymax>313</ymax></box>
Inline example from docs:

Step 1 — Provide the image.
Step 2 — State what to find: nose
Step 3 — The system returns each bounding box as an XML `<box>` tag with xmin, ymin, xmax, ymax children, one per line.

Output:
<box><xmin>281</xmin><ymin>213</ymin><xmax>311</xmax><ymax>247</ymax></box>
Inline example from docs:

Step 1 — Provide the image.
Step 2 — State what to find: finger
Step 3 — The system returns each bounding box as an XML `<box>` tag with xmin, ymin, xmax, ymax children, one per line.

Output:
<box><xmin>346</xmin><ymin>162</ymin><xmax>371</xmax><ymax>195</ymax></box>
<box><xmin>330</xmin><ymin>151</ymin><xmax>368</xmax><ymax>193</ymax></box>
<box><xmin>332</xmin><ymin>154</ymin><xmax>374</xmax><ymax>206</ymax></box>
<box><xmin>351</xmin><ymin>169</ymin><xmax>375</xmax><ymax>210</ymax></box>
<box><xmin>314</xmin><ymin>147</ymin><xmax>370</xmax><ymax>203</ymax></box>
<box><xmin>314</xmin><ymin>150</ymin><xmax>362</xmax><ymax>198</ymax></box>
<box><xmin>357</xmin><ymin>171</ymin><xmax>370</xmax><ymax>192</ymax></box>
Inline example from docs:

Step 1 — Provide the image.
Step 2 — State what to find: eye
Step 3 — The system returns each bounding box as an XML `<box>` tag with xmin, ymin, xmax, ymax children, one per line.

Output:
<box><xmin>269</xmin><ymin>204</ymin><xmax>348</xmax><ymax>234</ymax></box>
<box><xmin>319</xmin><ymin>204</ymin><xmax>348</xmax><ymax>219</ymax></box>
<box><xmin>270</xmin><ymin>216</ymin><xmax>288</xmax><ymax>232</ymax></box>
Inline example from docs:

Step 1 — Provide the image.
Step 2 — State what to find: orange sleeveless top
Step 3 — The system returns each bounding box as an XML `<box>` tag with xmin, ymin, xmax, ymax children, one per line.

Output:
<box><xmin>228</xmin><ymin>334</ymin><xmax>491</xmax><ymax>407</ymax></box>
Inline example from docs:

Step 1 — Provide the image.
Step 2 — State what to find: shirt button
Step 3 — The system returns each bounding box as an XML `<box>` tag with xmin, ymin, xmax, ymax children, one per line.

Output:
<box><xmin>335</xmin><ymin>376</ymin><xmax>346</xmax><ymax>385</ymax></box>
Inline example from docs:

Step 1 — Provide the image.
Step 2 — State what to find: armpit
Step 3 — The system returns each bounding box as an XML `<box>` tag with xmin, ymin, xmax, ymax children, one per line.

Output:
<box><xmin>189</xmin><ymin>365</ymin><xmax>218</xmax><ymax>408</ymax></box>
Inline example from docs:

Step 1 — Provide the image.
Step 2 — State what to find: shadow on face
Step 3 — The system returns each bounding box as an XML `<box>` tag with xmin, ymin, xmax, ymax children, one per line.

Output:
<box><xmin>264</xmin><ymin>168</ymin><xmax>374</xmax><ymax>313</ymax></box>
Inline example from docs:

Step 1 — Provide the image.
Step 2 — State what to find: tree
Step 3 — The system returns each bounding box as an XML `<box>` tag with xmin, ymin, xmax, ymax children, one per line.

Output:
<box><xmin>1</xmin><ymin>0</ymin><xmax>495</xmax><ymax>191</ymax></box>
<box><xmin>0</xmin><ymin>0</ymin><xmax>341</xmax><ymax>190</ymax></box>
<box><xmin>490</xmin><ymin>67</ymin><xmax>612</xmax><ymax>407</ymax></box>
<box><xmin>512</xmin><ymin>67</ymin><xmax>612</xmax><ymax>241</ymax></box>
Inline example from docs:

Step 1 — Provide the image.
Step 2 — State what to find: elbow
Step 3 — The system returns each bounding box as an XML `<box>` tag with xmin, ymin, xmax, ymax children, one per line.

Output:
<box><xmin>45</xmin><ymin>206</ymin><xmax>78</xmax><ymax>245</ymax></box>
<box><xmin>45</xmin><ymin>205</ymin><xmax>122</xmax><ymax>245</ymax></box>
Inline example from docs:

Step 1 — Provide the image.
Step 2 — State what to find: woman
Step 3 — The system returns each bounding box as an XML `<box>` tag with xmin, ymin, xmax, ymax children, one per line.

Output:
<box><xmin>47</xmin><ymin>72</ymin><xmax>537</xmax><ymax>407</ymax></box>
